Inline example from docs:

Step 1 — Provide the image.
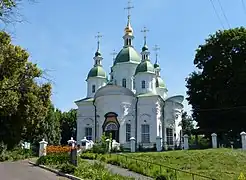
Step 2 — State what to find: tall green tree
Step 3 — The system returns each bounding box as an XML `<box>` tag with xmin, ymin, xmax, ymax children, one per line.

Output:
<box><xmin>186</xmin><ymin>27</ymin><xmax>246</xmax><ymax>138</ymax></box>
<box><xmin>0</xmin><ymin>0</ymin><xmax>34</xmax><ymax>25</ymax></box>
<box><xmin>0</xmin><ymin>31</ymin><xmax>51</xmax><ymax>149</ymax></box>
<box><xmin>29</xmin><ymin>104</ymin><xmax>61</xmax><ymax>145</ymax></box>
<box><xmin>60</xmin><ymin>109</ymin><xmax>77</xmax><ymax>145</ymax></box>
<box><xmin>179</xmin><ymin>111</ymin><xmax>194</xmax><ymax>136</ymax></box>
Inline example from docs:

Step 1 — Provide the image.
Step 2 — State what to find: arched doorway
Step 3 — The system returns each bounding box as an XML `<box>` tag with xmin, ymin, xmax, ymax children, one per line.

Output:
<box><xmin>102</xmin><ymin>112</ymin><xmax>120</xmax><ymax>142</ymax></box>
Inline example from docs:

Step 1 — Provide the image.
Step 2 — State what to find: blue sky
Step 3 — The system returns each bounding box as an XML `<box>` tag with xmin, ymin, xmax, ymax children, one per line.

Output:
<box><xmin>8</xmin><ymin>0</ymin><xmax>246</xmax><ymax>113</ymax></box>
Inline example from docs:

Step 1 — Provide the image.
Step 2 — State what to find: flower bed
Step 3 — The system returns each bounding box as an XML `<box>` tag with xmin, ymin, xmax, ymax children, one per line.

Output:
<box><xmin>46</xmin><ymin>145</ymin><xmax>71</xmax><ymax>154</ymax></box>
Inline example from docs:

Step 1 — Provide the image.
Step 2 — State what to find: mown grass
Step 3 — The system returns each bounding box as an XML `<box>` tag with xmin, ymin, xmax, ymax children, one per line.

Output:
<box><xmin>123</xmin><ymin>148</ymin><xmax>246</xmax><ymax>180</ymax></box>
<box><xmin>81</xmin><ymin>148</ymin><xmax>246</xmax><ymax>180</ymax></box>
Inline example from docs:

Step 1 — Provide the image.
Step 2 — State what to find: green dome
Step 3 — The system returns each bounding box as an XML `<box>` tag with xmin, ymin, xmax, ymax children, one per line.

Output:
<box><xmin>156</xmin><ymin>77</ymin><xmax>165</xmax><ymax>88</ymax></box>
<box><xmin>95</xmin><ymin>51</ymin><xmax>101</xmax><ymax>57</ymax></box>
<box><xmin>142</xmin><ymin>44</ymin><xmax>148</xmax><ymax>52</ymax></box>
<box><xmin>154</xmin><ymin>63</ymin><xmax>159</xmax><ymax>68</ymax></box>
<box><xmin>114</xmin><ymin>46</ymin><xmax>140</xmax><ymax>65</ymax></box>
<box><xmin>87</xmin><ymin>66</ymin><xmax>107</xmax><ymax>80</ymax></box>
<box><xmin>135</xmin><ymin>60</ymin><xmax>155</xmax><ymax>75</ymax></box>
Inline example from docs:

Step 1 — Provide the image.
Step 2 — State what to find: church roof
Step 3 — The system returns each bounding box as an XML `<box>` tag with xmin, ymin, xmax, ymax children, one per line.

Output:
<box><xmin>87</xmin><ymin>66</ymin><xmax>107</xmax><ymax>80</ymax></box>
<box><xmin>156</xmin><ymin>77</ymin><xmax>165</xmax><ymax>88</ymax></box>
<box><xmin>114</xmin><ymin>46</ymin><xmax>140</xmax><ymax>65</ymax></box>
<box><xmin>135</xmin><ymin>60</ymin><xmax>155</xmax><ymax>75</ymax></box>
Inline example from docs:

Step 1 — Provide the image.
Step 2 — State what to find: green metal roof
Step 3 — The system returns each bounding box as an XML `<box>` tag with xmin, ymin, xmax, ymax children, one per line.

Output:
<box><xmin>156</xmin><ymin>77</ymin><xmax>165</xmax><ymax>88</ymax></box>
<box><xmin>135</xmin><ymin>60</ymin><xmax>155</xmax><ymax>75</ymax></box>
<box><xmin>114</xmin><ymin>46</ymin><xmax>140</xmax><ymax>65</ymax></box>
<box><xmin>137</xmin><ymin>92</ymin><xmax>158</xmax><ymax>97</ymax></box>
<box><xmin>75</xmin><ymin>97</ymin><xmax>94</xmax><ymax>103</ymax></box>
<box><xmin>142</xmin><ymin>44</ymin><xmax>148</xmax><ymax>52</ymax></box>
<box><xmin>154</xmin><ymin>63</ymin><xmax>159</xmax><ymax>68</ymax></box>
<box><xmin>87</xmin><ymin>66</ymin><xmax>107</xmax><ymax>80</ymax></box>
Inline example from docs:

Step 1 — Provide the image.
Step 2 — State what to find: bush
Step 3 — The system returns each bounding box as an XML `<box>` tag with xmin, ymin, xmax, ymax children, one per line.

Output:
<box><xmin>36</xmin><ymin>153</ymin><xmax>69</xmax><ymax>165</ymax></box>
<box><xmin>0</xmin><ymin>143</ymin><xmax>33</xmax><ymax>162</ymax></box>
<box><xmin>75</xmin><ymin>159</ymin><xmax>134</xmax><ymax>180</ymax></box>
<box><xmin>59</xmin><ymin>163</ymin><xmax>77</xmax><ymax>174</ymax></box>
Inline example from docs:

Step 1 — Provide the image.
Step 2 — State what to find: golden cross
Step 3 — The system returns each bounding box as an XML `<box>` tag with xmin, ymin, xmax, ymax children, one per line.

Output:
<box><xmin>153</xmin><ymin>45</ymin><xmax>160</xmax><ymax>63</ymax></box>
<box><xmin>110</xmin><ymin>49</ymin><xmax>117</xmax><ymax>61</ymax></box>
<box><xmin>95</xmin><ymin>32</ymin><xmax>103</xmax><ymax>50</ymax></box>
<box><xmin>141</xmin><ymin>26</ymin><xmax>149</xmax><ymax>44</ymax></box>
<box><xmin>124</xmin><ymin>0</ymin><xmax>134</xmax><ymax>18</ymax></box>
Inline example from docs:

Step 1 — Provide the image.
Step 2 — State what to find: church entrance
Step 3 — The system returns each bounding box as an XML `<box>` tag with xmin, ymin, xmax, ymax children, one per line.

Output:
<box><xmin>102</xmin><ymin>112</ymin><xmax>120</xmax><ymax>142</ymax></box>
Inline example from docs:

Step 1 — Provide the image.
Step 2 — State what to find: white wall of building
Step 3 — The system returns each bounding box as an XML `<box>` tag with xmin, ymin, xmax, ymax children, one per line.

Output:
<box><xmin>112</xmin><ymin>62</ymin><xmax>139</xmax><ymax>91</ymax></box>
<box><xmin>135</xmin><ymin>73</ymin><xmax>156</xmax><ymax>95</ymax></box>
<box><xmin>76</xmin><ymin>102</ymin><xmax>95</xmax><ymax>143</ymax></box>
<box><xmin>94</xmin><ymin>94</ymin><xmax>136</xmax><ymax>144</ymax></box>
<box><xmin>87</xmin><ymin>77</ymin><xmax>107</xmax><ymax>98</ymax></box>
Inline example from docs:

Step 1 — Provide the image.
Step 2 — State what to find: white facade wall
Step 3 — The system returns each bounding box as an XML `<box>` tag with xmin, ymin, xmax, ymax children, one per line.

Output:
<box><xmin>94</xmin><ymin>94</ymin><xmax>136</xmax><ymax>145</ymax></box>
<box><xmin>87</xmin><ymin>77</ymin><xmax>107</xmax><ymax>98</ymax></box>
<box><xmin>156</xmin><ymin>87</ymin><xmax>168</xmax><ymax>99</ymax></box>
<box><xmin>112</xmin><ymin>62</ymin><xmax>139</xmax><ymax>91</ymax></box>
<box><xmin>137</xmin><ymin>97</ymin><xmax>159</xmax><ymax>146</ymax></box>
<box><xmin>135</xmin><ymin>73</ymin><xmax>156</xmax><ymax>95</ymax></box>
<box><xmin>76</xmin><ymin>103</ymin><xmax>95</xmax><ymax>143</ymax></box>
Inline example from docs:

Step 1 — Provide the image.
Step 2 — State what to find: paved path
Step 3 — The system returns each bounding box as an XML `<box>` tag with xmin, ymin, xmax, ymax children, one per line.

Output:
<box><xmin>85</xmin><ymin>159</ymin><xmax>153</xmax><ymax>180</ymax></box>
<box><xmin>0</xmin><ymin>160</ymin><xmax>69</xmax><ymax>180</ymax></box>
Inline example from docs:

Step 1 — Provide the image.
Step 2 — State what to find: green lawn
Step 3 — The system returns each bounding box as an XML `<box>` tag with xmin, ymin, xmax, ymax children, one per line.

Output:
<box><xmin>123</xmin><ymin>148</ymin><xmax>246</xmax><ymax>180</ymax></box>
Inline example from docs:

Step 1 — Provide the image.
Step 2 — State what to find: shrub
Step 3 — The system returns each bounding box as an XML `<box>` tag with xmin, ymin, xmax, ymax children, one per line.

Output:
<box><xmin>0</xmin><ymin>144</ymin><xmax>33</xmax><ymax>162</ymax></box>
<box><xmin>80</xmin><ymin>152</ymin><xmax>98</xmax><ymax>160</ymax></box>
<box><xmin>59</xmin><ymin>163</ymin><xmax>77</xmax><ymax>174</ymax></box>
<box><xmin>36</xmin><ymin>153</ymin><xmax>70</xmax><ymax>165</ymax></box>
<box><xmin>75</xmin><ymin>159</ymin><xmax>134</xmax><ymax>180</ymax></box>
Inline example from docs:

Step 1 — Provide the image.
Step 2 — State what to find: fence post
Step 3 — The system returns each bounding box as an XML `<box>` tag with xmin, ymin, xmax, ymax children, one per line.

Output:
<box><xmin>39</xmin><ymin>139</ymin><xmax>48</xmax><ymax>157</ymax></box>
<box><xmin>240</xmin><ymin>131</ymin><xmax>246</xmax><ymax>150</ymax></box>
<box><xmin>130</xmin><ymin>137</ymin><xmax>136</xmax><ymax>152</ymax></box>
<box><xmin>211</xmin><ymin>133</ymin><xmax>217</xmax><ymax>148</ymax></box>
<box><xmin>183</xmin><ymin>134</ymin><xmax>189</xmax><ymax>150</ymax></box>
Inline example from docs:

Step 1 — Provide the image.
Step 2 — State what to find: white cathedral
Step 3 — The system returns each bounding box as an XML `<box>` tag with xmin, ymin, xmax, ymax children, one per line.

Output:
<box><xmin>75</xmin><ymin>4</ymin><xmax>184</xmax><ymax>149</ymax></box>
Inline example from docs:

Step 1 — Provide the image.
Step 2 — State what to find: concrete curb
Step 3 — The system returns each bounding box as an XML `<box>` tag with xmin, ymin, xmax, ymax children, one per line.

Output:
<box><xmin>28</xmin><ymin>161</ymin><xmax>83</xmax><ymax>180</ymax></box>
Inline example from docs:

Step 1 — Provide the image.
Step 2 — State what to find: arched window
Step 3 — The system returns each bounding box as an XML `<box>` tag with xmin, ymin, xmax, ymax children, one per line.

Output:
<box><xmin>156</xmin><ymin>80</ymin><xmax>159</xmax><ymax>87</ymax></box>
<box><xmin>141</xmin><ymin>80</ymin><xmax>146</xmax><ymax>89</ymax></box>
<box><xmin>122</xmin><ymin>78</ymin><xmax>126</xmax><ymax>88</ymax></box>
<box><xmin>92</xmin><ymin>85</ymin><xmax>96</xmax><ymax>93</ymax></box>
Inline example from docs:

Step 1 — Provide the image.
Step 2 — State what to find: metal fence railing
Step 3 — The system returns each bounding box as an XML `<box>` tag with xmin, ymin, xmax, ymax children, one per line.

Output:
<box><xmin>112</xmin><ymin>154</ymin><xmax>216</xmax><ymax>180</ymax></box>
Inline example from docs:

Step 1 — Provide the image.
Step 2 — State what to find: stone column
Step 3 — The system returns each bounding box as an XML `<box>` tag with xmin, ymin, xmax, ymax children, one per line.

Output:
<box><xmin>156</xmin><ymin>136</ymin><xmax>162</xmax><ymax>152</ymax></box>
<box><xmin>68</xmin><ymin>137</ymin><xmax>77</xmax><ymax>166</ymax></box>
<box><xmin>39</xmin><ymin>139</ymin><xmax>48</xmax><ymax>157</ymax></box>
<box><xmin>211</xmin><ymin>133</ymin><xmax>217</xmax><ymax>148</ymax></box>
<box><xmin>67</xmin><ymin>137</ymin><xmax>76</xmax><ymax>148</ymax></box>
<box><xmin>183</xmin><ymin>134</ymin><xmax>189</xmax><ymax>150</ymax></box>
<box><xmin>240</xmin><ymin>132</ymin><xmax>246</xmax><ymax>150</ymax></box>
<box><xmin>130</xmin><ymin>137</ymin><xmax>136</xmax><ymax>152</ymax></box>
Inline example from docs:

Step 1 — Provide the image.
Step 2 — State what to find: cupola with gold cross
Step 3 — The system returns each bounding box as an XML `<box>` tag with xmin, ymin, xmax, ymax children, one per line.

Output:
<box><xmin>114</xmin><ymin>0</ymin><xmax>140</xmax><ymax>65</ymax></box>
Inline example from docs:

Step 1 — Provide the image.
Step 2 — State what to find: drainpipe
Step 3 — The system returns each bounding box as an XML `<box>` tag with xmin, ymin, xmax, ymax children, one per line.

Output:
<box><xmin>135</xmin><ymin>97</ymin><xmax>139</xmax><ymax>150</ymax></box>
<box><xmin>93</xmin><ymin>100</ymin><xmax>97</xmax><ymax>141</ymax></box>
<box><xmin>162</xmin><ymin>101</ymin><xmax>165</xmax><ymax>149</ymax></box>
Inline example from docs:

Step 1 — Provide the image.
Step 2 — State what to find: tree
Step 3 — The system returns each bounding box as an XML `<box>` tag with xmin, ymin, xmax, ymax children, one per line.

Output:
<box><xmin>186</xmin><ymin>27</ymin><xmax>246</xmax><ymax>139</ymax></box>
<box><xmin>179</xmin><ymin>111</ymin><xmax>194</xmax><ymax>136</ymax></box>
<box><xmin>0</xmin><ymin>0</ymin><xmax>34</xmax><ymax>25</ymax></box>
<box><xmin>0</xmin><ymin>31</ymin><xmax>51</xmax><ymax>149</ymax></box>
<box><xmin>28</xmin><ymin>104</ymin><xmax>61</xmax><ymax>145</ymax></box>
<box><xmin>60</xmin><ymin>109</ymin><xmax>77</xmax><ymax>145</ymax></box>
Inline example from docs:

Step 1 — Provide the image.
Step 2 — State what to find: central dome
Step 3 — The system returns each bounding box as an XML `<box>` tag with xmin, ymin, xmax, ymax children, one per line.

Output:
<box><xmin>114</xmin><ymin>46</ymin><xmax>140</xmax><ymax>65</ymax></box>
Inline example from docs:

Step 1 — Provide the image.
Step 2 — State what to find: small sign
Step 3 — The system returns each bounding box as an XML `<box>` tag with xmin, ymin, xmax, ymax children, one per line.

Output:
<box><xmin>238</xmin><ymin>172</ymin><xmax>246</xmax><ymax>180</ymax></box>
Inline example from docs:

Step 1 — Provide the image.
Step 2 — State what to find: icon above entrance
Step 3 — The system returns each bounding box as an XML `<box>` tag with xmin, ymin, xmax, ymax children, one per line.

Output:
<box><xmin>102</xmin><ymin>112</ymin><xmax>120</xmax><ymax>142</ymax></box>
